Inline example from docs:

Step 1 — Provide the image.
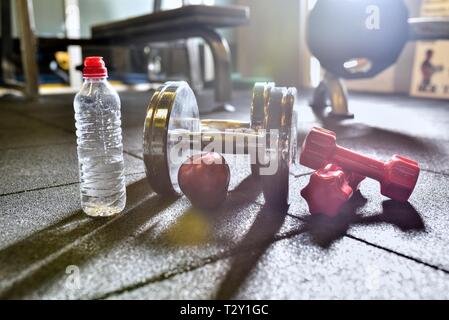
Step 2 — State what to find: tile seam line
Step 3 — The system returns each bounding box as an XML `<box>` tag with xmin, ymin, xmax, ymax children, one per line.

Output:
<box><xmin>0</xmin><ymin>141</ymin><xmax>75</xmax><ymax>152</ymax></box>
<box><xmin>338</xmin><ymin>135</ymin><xmax>449</xmax><ymax>144</ymax></box>
<box><xmin>5</xmin><ymin>108</ymin><xmax>75</xmax><ymax>135</ymax></box>
<box><xmin>3</xmin><ymin>204</ymin><xmax>446</xmax><ymax>299</ymax></box>
<box><xmin>421</xmin><ymin>168</ymin><xmax>449</xmax><ymax>177</ymax></box>
<box><xmin>0</xmin><ymin>194</ymin><xmax>262</xmax><ymax>299</ymax></box>
<box><xmin>5</xmin><ymin>108</ymin><xmax>144</xmax><ymax>161</ymax></box>
<box><xmin>0</xmin><ymin>187</ymin><xmax>264</xmax><ymax>298</ymax></box>
<box><xmin>92</xmin><ymin>227</ymin><xmax>308</xmax><ymax>300</ymax></box>
<box><xmin>0</xmin><ymin>171</ymin><xmax>146</xmax><ymax>198</ymax></box>
<box><xmin>292</xmin><ymin>171</ymin><xmax>314</xmax><ymax>178</ymax></box>
<box><xmin>94</xmin><ymin>211</ymin><xmax>449</xmax><ymax>300</ymax></box>
<box><xmin>285</xmin><ymin>213</ymin><xmax>449</xmax><ymax>275</ymax></box>
<box><xmin>10</xmin><ymin>109</ymin><xmax>448</xmax><ymax>176</ymax></box>
<box><xmin>2</xmin><ymin>145</ymin><xmax>446</xmax><ymax>272</ymax></box>
<box><xmin>294</xmin><ymin>160</ymin><xmax>447</xmax><ymax>179</ymax></box>
<box><xmin>0</xmin><ymin>193</ymin><xmax>154</xmax><ymax>299</ymax></box>
<box><xmin>4</xmin><ymin>110</ymin><xmax>449</xmax><ymax>288</ymax></box>
<box><xmin>346</xmin><ymin>234</ymin><xmax>449</xmax><ymax>274</ymax></box>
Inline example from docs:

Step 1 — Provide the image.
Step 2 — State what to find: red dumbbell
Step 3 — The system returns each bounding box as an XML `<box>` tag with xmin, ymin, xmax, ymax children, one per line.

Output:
<box><xmin>300</xmin><ymin>127</ymin><xmax>420</xmax><ymax>202</ymax></box>
<box><xmin>343</xmin><ymin>170</ymin><xmax>366</xmax><ymax>191</ymax></box>
<box><xmin>301</xmin><ymin>164</ymin><xmax>365</xmax><ymax>217</ymax></box>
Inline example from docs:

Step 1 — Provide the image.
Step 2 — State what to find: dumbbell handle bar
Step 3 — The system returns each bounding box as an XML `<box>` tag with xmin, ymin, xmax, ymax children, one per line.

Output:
<box><xmin>169</xmin><ymin>118</ymin><xmax>275</xmax><ymax>155</ymax></box>
<box><xmin>170</xmin><ymin>130</ymin><xmax>269</xmax><ymax>155</ymax></box>
<box><xmin>331</xmin><ymin>146</ymin><xmax>385</xmax><ymax>181</ymax></box>
<box><xmin>169</xmin><ymin>123</ymin><xmax>271</xmax><ymax>156</ymax></box>
<box><xmin>201</xmin><ymin>119</ymin><xmax>251</xmax><ymax>131</ymax></box>
<box><xmin>201</xmin><ymin>131</ymin><xmax>268</xmax><ymax>155</ymax></box>
<box><xmin>310</xmin><ymin>145</ymin><xmax>418</xmax><ymax>184</ymax></box>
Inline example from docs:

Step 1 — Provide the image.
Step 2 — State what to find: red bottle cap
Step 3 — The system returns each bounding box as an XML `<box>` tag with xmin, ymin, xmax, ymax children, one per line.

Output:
<box><xmin>83</xmin><ymin>56</ymin><xmax>108</xmax><ymax>78</ymax></box>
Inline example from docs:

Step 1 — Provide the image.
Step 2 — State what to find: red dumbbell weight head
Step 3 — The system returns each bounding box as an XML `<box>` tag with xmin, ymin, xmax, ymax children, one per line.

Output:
<box><xmin>346</xmin><ymin>171</ymin><xmax>366</xmax><ymax>191</ymax></box>
<box><xmin>301</xmin><ymin>164</ymin><xmax>363</xmax><ymax>217</ymax></box>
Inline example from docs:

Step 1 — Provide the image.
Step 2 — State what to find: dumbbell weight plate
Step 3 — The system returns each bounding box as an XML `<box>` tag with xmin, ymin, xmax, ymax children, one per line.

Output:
<box><xmin>289</xmin><ymin>109</ymin><xmax>299</xmax><ymax>170</ymax></box>
<box><xmin>250</xmin><ymin>82</ymin><xmax>275</xmax><ymax>176</ymax></box>
<box><xmin>143</xmin><ymin>81</ymin><xmax>172</xmax><ymax>195</ymax></box>
<box><xmin>261</xmin><ymin>87</ymin><xmax>297</xmax><ymax>208</ymax></box>
<box><xmin>143</xmin><ymin>81</ymin><xmax>200</xmax><ymax>196</ymax></box>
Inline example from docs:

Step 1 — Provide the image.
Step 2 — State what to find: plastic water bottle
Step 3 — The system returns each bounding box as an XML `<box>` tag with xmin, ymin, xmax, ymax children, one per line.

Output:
<box><xmin>74</xmin><ymin>57</ymin><xmax>126</xmax><ymax>217</ymax></box>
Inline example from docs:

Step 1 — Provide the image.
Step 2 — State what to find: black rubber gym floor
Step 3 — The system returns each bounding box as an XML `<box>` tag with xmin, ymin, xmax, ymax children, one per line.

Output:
<box><xmin>0</xmin><ymin>89</ymin><xmax>448</xmax><ymax>299</ymax></box>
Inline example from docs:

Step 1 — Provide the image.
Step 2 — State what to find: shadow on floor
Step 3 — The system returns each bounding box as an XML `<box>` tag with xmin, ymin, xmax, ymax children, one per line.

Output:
<box><xmin>0</xmin><ymin>173</ymin><xmax>263</xmax><ymax>299</ymax></box>
<box><xmin>0</xmin><ymin>178</ymin><xmax>177</xmax><ymax>299</ymax></box>
<box><xmin>296</xmin><ymin>120</ymin><xmax>436</xmax><ymax>156</ymax></box>
<box><xmin>145</xmin><ymin>174</ymin><xmax>263</xmax><ymax>248</ymax></box>
<box><xmin>303</xmin><ymin>191</ymin><xmax>425</xmax><ymax>249</ymax></box>
<box><xmin>320</xmin><ymin>123</ymin><xmax>436</xmax><ymax>154</ymax></box>
<box><xmin>215</xmin><ymin>203</ymin><xmax>290</xmax><ymax>300</ymax></box>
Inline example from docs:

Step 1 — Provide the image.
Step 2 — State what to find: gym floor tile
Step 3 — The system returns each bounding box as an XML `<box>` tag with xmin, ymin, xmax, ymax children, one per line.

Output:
<box><xmin>0</xmin><ymin>173</ymin><xmax>147</xmax><ymax>249</ymax></box>
<box><xmin>123</xmin><ymin>126</ymin><xmax>144</xmax><ymax>155</ymax></box>
<box><xmin>348</xmin><ymin>93</ymin><xmax>449</xmax><ymax>142</ymax></box>
<box><xmin>0</xmin><ymin>110</ymin><xmax>74</xmax><ymax>150</ymax></box>
<box><xmin>1</xmin><ymin>89</ymin><xmax>449</xmax><ymax>299</ymax></box>
<box><xmin>288</xmin><ymin>171</ymin><xmax>449</xmax><ymax>272</ymax></box>
<box><xmin>0</xmin><ymin>92</ymin><xmax>151</xmax><ymax>133</ymax></box>
<box><xmin>0</xmin><ymin>144</ymin><xmax>144</xmax><ymax>195</ymax></box>
<box><xmin>108</xmin><ymin>234</ymin><xmax>449</xmax><ymax>300</ymax></box>
<box><xmin>0</xmin><ymin>180</ymin><xmax>296</xmax><ymax>299</ymax></box>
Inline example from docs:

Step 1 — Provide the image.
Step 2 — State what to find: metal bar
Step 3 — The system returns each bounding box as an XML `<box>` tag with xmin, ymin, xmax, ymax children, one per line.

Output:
<box><xmin>192</xmin><ymin>28</ymin><xmax>232</xmax><ymax>104</ymax></box>
<box><xmin>64</xmin><ymin>0</ymin><xmax>82</xmax><ymax>89</ymax></box>
<box><xmin>37</xmin><ymin>37</ymin><xmax>110</xmax><ymax>48</ymax></box>
<box><xmin>168</xmin><ymin>130</ymin><xmax>265</xmax><ymax>155</ymax></box>
<box><xmin>324</xmin><ymin>72</ymin><xmax>351</xmax><ymax>117</ymax></box>
<box><xmin>16</xmin><ymin>0</ymin><xmax>39</xmax><ymax>99</ymax></box>
<box><xmin>113</xmin><ymin>27</ymin><xmax>233</xmax><ymax>103</ymax></box>
<box><xmin>0</xmin><ymin>82</ymin><xmax>25</xmax><ymax>90</ymax></box>
<box><xmin>1</xmin><ymin>0</ymin><xmax>13</xmax><ymax>59</ymax></box>
<box><xmin>153</xmin><ymin>0</ymin><xmax>162</xmax><ymax>12</ymax></box>
<box><xmin>186</xmin><ymin>38</ymin><xmax>204</xmax><ymax>94</ymax></box>
<box><xmin>200</xmin><ymin>119</ymin><xmax>250</xmax><ymax>131</ymax></box>
<box><xmin>409</xmin><ymin>17</ymin><xmax>449</xmax><ymax>41</ymax></box>
<box><xmin>201</xmin><ymin>131</ymin><xmax>264</xmax><ymax>155</ymax></box>
<box><xmin>1</xmin><ymin>0</ymin><xmax>16</xmax><ymax>84</ymax></box>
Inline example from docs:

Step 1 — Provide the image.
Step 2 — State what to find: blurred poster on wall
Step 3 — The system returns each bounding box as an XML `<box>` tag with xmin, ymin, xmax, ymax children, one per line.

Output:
<box><xmin>410</xmin><ymin>0</ymin><xmax>449</xmax><ymax>99</ymax></box>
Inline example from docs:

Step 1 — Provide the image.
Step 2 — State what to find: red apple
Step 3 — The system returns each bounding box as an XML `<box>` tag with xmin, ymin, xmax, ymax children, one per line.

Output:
<box><xmin>178</xmin><ymin>152</ymin><xmax>230</xmax><ymax>210</ymax></box>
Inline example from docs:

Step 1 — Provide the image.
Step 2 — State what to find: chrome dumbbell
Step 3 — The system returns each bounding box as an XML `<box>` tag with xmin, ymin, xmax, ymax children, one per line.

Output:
<box><xmin>143</xmin><ymin>81</ymin><xmax>298</xmax><ymax>207</ymax></box>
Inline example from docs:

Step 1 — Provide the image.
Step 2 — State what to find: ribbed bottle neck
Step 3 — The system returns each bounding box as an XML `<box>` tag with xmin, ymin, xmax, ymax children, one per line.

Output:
<box><xmin>83</xmin><ymin>77</ymin><xmax>107</xmax><ymax>82</ymax></box>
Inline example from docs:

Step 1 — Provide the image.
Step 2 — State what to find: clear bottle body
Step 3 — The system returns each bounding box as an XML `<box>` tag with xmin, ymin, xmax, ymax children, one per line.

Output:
<box><xmin>74</xmin><ymin>78</ymin><xmax>126</xmax><ymax>217</ymax></box>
